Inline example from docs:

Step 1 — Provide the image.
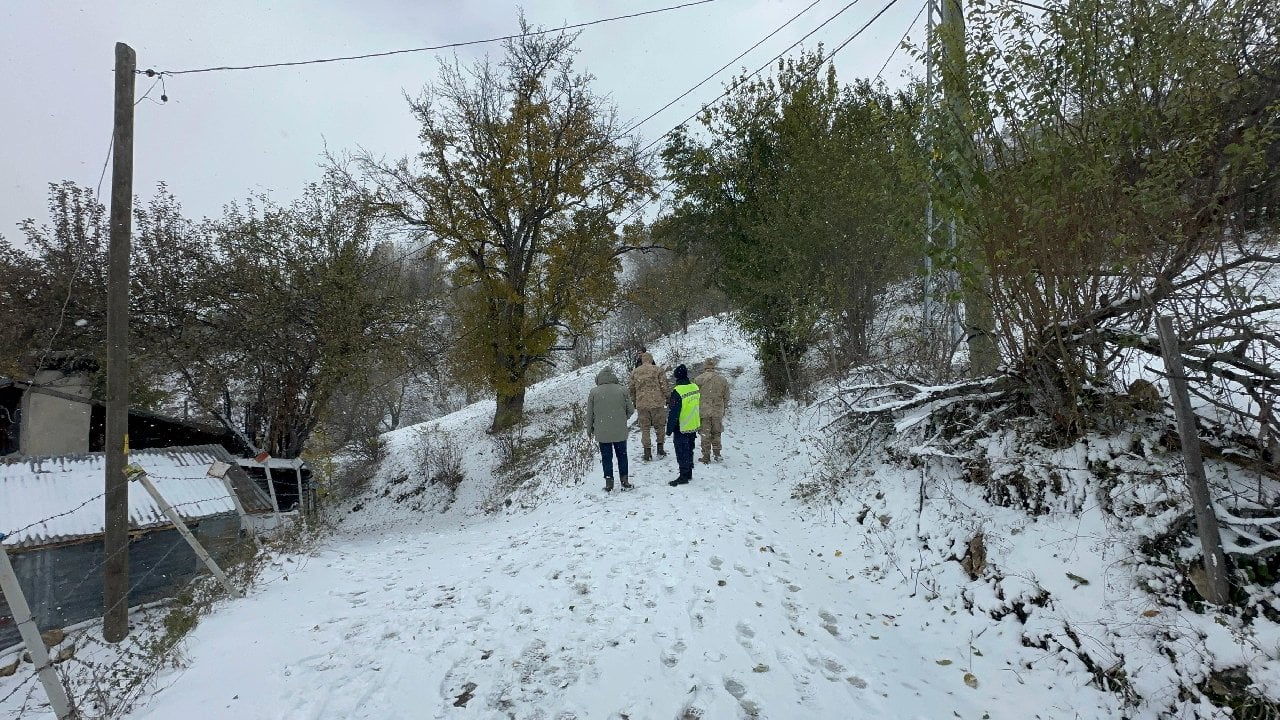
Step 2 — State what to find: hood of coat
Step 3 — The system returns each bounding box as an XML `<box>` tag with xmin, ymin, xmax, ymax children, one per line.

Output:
<box><xmin>596</xmin><ymin>366</ymin><xmax>621</xmax><ymax>386</ymax></box>
<box><xmin>703</xmin><ymin>357</ymin><xmax>718</xmax><ymax>370</ymax></box>
<box><xmin>641</xmin><ymin>352</ymin><xmax>654</xmax><ymax>365</ymax></box>
<box><xmin>674</xmin><ymin>364</ymin><xmax>690</xmax><ymax>384</ymax></box>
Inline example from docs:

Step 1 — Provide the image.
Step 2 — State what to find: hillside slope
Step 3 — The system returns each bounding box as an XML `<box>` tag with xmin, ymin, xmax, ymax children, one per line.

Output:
<box><xmin>7</xmin><ymin>316</ymin><xmax>1273</xmax><ymax>718</ymax></box>
<box><xmin>98</xmin><ymin>316</ymin><xmax>1149</xmax><ymax>720</ymax></box>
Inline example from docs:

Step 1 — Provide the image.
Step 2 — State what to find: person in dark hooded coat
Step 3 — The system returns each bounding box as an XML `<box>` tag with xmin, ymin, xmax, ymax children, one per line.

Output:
<box><xmin>587</xmin><ymin>365</ymin><xmax>635</xmax><ymax>491</ymax></box>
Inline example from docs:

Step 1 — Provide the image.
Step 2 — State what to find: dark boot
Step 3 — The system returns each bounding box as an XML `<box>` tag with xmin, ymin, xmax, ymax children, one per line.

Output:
<box><xmin>603</xmin><ymin>477</ymin><xmax>614</xmax><ymax>492</ymax></box>
<box><xmin>714</xmin><ymin>451</ymin><xmax>722</xmax><ymax>461</ymax></box>
<box><xmin>668</xmin><ymin>470</ymin><xmax>691</xmax><ymax>487</ymax></box>
<box><xmin>621</xmin><ymin>475</ymin><xmax>633</xmax><ymax>490</ymax></box>
<box><xmin>643</xmin><ymin>447</ymin><xmax>653</xmax><ymax>462</ymax></box>
<box><xmin>656</xmin><ymin>442</ymin><xmax>667</xmax><ymax>458</ymax></box>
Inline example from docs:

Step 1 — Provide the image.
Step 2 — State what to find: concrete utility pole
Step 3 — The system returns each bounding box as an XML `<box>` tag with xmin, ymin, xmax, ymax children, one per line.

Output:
<box><xmin>923</xmin><ymin>0</ymin><xmax>937</xmax><ymax>332</ymax></box>
<box><xmin>104</xmin><ymin>41</ymin><xmax>136</xmax><ymax>643</ymax></box>
<box><xmin>938</xmin><ymin>0</ymin><xmax>998</xmax><ymax>376</ymax></box>
<box><xmin>0</xmin><ymin>536</ymin><xmax>75</xmax><ymax>719</ymax></box>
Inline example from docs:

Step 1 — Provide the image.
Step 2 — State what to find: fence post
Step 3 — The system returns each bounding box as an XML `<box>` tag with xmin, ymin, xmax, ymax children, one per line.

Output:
<box><xmin>127</xmin><ymin>467</ymin><xmax>243</xmax><ymax>598</ymax></box>
<box><xmin>0</xmin><ymin>535</ymin><xmax>75</xmax><ymax>719</ymax></box>
<box><xmin>1157</xmin><ymin>315</ymin><xmax>1231</xmax><ymax>605</ymax></box>
<box><xmin>208</xmin><ymin>461</ymin><xmax>261</xmax><ymax>551</ymax></box>
<box><xmin>256</xmin><ymin>453</ymin><xmax>282</xmax><ymax>522</ymax></box>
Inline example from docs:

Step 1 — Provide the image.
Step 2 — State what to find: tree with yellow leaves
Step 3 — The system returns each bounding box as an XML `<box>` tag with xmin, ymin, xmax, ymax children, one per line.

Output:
<box><xmin>353</xmin><ymin>19</ymin><xmax>655</xmax><ymax>431</ymax></box>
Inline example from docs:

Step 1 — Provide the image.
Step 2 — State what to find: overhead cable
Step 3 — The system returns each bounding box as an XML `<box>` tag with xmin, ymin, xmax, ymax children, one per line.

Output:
<box><xmin>146</xmin><ymin>0</ymin><xmax>723</xmax><ymax>76</ymax></box>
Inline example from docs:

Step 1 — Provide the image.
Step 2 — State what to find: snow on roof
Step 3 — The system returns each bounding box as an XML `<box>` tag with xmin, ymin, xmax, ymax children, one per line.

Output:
<box><xmin>0</xmin><ymin>446</ymin><xmax>242</xmax><ymax>550</ymax></box>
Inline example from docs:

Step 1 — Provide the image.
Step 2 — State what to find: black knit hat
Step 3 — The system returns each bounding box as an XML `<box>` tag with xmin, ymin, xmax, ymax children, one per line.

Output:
<box><xmin>674</xmin><ymin>364</ymin><xmax>689</xmax><ymax>383</ymax></box>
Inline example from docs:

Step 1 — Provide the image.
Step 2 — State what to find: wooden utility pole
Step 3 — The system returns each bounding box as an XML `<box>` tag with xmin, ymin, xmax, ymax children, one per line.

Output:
<box><xmin>1157</xmin><ymin>315</ymin><xmax>1231</xmax><ymax>605</ymax></box>
<box><xmin>104</xmin><ymin>41</ymin><xmax>136</xmax><ymax>643</ymax></box>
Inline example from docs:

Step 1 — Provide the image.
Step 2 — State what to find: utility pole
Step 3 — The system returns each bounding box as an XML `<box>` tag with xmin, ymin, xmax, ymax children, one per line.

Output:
<box><xmin>938</xmin><ymin>0</ymin><xmax>997</xmax><ymax>376</ymax></box>
<box><xmin>104</xmin><ymin>41</ymin><xmax>136</xmax><ymax>643</ymax></box>
<box><xmin>923</xmin><ymin>0</ymin><xmax>937</xmax><ymax>333</ymax></box>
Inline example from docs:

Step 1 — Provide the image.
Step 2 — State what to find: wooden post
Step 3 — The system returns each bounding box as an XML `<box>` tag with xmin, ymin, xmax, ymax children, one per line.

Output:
<box><xmin>0</xmin><ymin>537</ymin><xmax>76</xmax><ymax>719</ymax></box>
<box><xmin>103</xmin><ymin>41</ymin><xmax>136</xmax><ymax>644</ymax></box>
<box><xmin>263</xmin><ymin>462</ymin><xmax>281</xmax><ymax>520</ymax></box>
<box><xmin>130</xmin><ymin>469</ymin><xmax>243</xmax><ymax>598</ymax></box>
<box><xmin>294</xmin><ymin>462</ymin><xmax>305</xmax><ymax>516</ymax></box>
<box><xmin>1157</xmin><ymin>315</ymin><xmax>1231</xmax><ymax>605</ymax></box>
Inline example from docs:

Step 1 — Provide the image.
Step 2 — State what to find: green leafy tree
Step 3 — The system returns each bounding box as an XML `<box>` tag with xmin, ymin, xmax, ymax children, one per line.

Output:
<box><xmin>940</xmin><ymin>0</ymin><xmax>1280</xmax><ymax>432</ymax></box>
<box><xmin>351</xmin><ymin>21</ymin><xmax>655</xmax><ymax>430</ymax></box>
<box><xmin>0</xmin><ymin>182</ymin><xmax>108</xmax><ymax>377</ymax></box>
<box><xmin>664</xmin><ymin>53</ymin><xmax>925</xmax><ymax>397</ymax></box>
<box><xmin>181</xmin><ymin>183</ymin><xmax>434</xmax><ymax>457</ymax></box>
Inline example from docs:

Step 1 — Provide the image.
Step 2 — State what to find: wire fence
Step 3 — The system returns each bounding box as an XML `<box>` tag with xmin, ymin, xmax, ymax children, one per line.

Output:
<box><xmin>0</xmin><ymin>471</ymin><xmax>266</xmax><ymax>717</ymax></box>
<box><xmin>0</xmin><ymin>527</ymin><xmax>257</xmax><ymax>719</ymax></box>
<box><xmin>0</xmin><ymin>464</ymin><xmax>270</xmax><ymax>718</ymax></box>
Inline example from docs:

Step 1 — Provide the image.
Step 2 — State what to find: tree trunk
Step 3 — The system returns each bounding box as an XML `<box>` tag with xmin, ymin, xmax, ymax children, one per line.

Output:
<box><xmin>491</xmin><ymin>386</ymin><xmax>527</xmax><ymax>433</ymax></box>
<box><xmin>759</xmin><ymin>334</ymin><xmax>806</xmax><ymax>400</ymax></box>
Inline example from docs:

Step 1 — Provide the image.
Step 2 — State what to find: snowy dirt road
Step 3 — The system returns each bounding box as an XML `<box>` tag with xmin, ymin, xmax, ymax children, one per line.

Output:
<box><xmin>124</xmin><ymin>416</ymin><xmax>1077</xmax><ymax>720</ymax></box>
<box><xmin>113</xmin><ymin>319</ymin><xmax>1119</xmax><ymax>720</ymax></box>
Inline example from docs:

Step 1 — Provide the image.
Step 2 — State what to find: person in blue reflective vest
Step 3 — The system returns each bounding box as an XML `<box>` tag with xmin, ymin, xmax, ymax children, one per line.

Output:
<box><xmin>665</xmin><ymin>364</ymin><xmax>700</xmax><ymax>487</ymax></box>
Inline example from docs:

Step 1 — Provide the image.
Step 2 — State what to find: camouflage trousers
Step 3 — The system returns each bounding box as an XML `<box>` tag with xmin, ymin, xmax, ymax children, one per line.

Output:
<box><xmin>637</xmin><ymin>406</ymin><xmax>667</xmax><ymax>450</ymax></box>
<box><xmin>699</xmin><ymin>415</ymin><xmax>724</xmax><ymax>461</ymax></box>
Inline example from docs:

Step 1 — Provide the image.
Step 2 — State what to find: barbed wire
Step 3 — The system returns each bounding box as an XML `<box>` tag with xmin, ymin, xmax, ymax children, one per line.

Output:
<box><xmin>0</xmin><ymin>670</ymin><xmax>36</xmax><ymax>708</ymax></box>
<box><xmin>2</xmin><ymin>491</ymin><xmax>108</xmax><ymax>544</ymax></box>
<box><xmin>3</xmin><ymin>472</ymin><xmax>241</xmax><ymax>543</ymax></box>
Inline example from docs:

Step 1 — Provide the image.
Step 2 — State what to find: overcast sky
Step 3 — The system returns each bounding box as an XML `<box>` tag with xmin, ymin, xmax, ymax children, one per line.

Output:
<box><xmin>1</xmin><ymin>0</ymin><xmax>926</xmax><ymax>238</ymax></box>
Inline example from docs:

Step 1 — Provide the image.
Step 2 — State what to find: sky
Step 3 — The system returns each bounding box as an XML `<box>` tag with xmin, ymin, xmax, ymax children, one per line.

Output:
<box><xmin>0</xmin><ymin>0</ymin><xmax>927</xmax><ymax>238</ymax></box>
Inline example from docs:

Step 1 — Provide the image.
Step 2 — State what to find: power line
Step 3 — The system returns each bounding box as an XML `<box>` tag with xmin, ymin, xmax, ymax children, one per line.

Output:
<box><xmin>1007</xmin><ymin>0</ymin><xmax>1058</xmax><ymax>12</ymax></box>
<box><xmin>820</xmin><ymin>0</ymin><xmax>906</xmax><ymax>64</ymax></box>
<box><xmin>623</xmin><ymin>0</ymin><xmax>825</xmax><ymax>135</ymax></box>
<box><xmin>622</xmin><ymin>0</ymin><xmax>908</xmax><ymax>228</ymax></box>
<box><xmin>145</xmin><ymin>0</ymin><xmax>723</xmax><ymax>76</ymax></box>
<box><xmin>347</xmin><ymin>0</ymin><xmax>904</xmax><ymax>278</ymax></box>
<box><xmin>875</xmin><ymin>0</ymin><xmax>926</xmax><ymax>82</ymax></box>
<box><xmin>638</xmin><ymin>0</ymin><xmax>867</xmax><ymax>157</ymax></box>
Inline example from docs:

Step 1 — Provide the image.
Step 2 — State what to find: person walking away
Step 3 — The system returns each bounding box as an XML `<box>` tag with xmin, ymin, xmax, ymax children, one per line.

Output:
<box><xmin>666</xmin><ymin>364</ymin><xmax>700</xmax><ymax>487</ymax></box>
<box><xmin>694</xmin><ymin>357</ymin><xmax>730</xmax><ymax>463</ymax></box>
<box><xmin>629</xmin><ymin>352</ymin><xmax>670</xmax><ymax>461</ymax></box>
<box><xmin>587</xmin><ymin>366</ymin><xmax>635</xmax><ymax>491</ymax></box>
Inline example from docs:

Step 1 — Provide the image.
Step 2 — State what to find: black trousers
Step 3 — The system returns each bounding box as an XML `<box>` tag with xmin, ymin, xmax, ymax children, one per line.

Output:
<box><xmin>598</xmin><ymin>440</ymin><xmax>628</xmax><ymax>479</ymax></box>
<box><xmin>673</xmin><ymin>431</ymin><xmax>696</xmax><ymax>477</ymax></box>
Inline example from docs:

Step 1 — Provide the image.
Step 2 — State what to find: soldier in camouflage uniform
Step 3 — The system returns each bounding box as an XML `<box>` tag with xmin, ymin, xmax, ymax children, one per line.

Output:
<box><xmin>694</xmin><ymin>357</ymin><xmax>730</xmax><ymax>463</ymax></box>
<box><xmin>628</xmin><ymin>352</ymin><xmax>669</xmax><ymax>461</ymax></box>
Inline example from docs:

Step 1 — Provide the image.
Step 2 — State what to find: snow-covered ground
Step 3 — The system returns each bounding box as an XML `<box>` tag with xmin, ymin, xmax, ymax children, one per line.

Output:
<box><xmin>4</xmin><ymin>315</ymin><xmax>1277</xmax><ymax>719</ymax></box>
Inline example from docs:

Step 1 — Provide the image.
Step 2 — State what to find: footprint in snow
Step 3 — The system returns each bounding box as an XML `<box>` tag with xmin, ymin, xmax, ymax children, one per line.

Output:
<box><xmin>818</xmin><ymin>609</ymin><xmax>840</xmax><ymax>637</ymax></box>
<box><xmin>807</xmin><ymin>651</ymin><xmax>848</xmax><ymax>682</ymax></box>
<box><xmin>660</xmin><ymin>638</ymin><xmax>687</xmax><ymax>667</ymax></box>
<box><xmin>723</xmin><ymin>676</ymin><xmax>763</xmax><ymax>718</ymax></box>
<box><xmin>709</xmin><ymin>556</ymin><xmax>724</xmax><ymax>570</ymax></box>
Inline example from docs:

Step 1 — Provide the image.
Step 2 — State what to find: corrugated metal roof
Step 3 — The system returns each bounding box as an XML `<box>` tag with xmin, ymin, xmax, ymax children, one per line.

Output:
<box><xmin>0</xmin><ymin>445</ymin><xmax>252</xmax><ymax>550</ymax></box>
